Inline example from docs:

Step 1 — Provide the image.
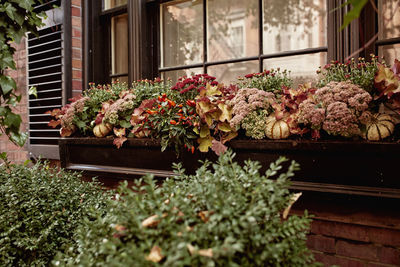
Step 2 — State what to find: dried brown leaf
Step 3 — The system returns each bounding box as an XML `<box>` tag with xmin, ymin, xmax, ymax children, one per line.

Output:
<box><xmin>282</xmin><ymin>192</ymin><xmax>302</xmax><ymax>219</ymax></box>
<box><xmin>146</xmin><ymin>246</ymin><xmax>164</xmax><ymax>263</ymax></box>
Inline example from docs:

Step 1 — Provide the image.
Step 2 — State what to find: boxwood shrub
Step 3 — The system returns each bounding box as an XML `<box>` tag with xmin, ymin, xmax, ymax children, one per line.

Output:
<box><xmin>56</xmin><ymin>151</ymin><xmax>319</xmax><ymax>266</ymax></box>
<box><xmin>0</xmin><ymin>162</ymin><xmax>109</xmax><ymax>266</ymax></box>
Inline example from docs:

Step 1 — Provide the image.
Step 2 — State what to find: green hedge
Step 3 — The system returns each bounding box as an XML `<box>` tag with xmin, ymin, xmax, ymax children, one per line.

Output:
<box><xmin>0</xmin><ymin>162</ymin><xmax>109</xmax><ymax>266</ymax></box>
<box><xmin>55</xmin><ymin>151</ymin><xmax>319</xmax><ymax>266</ymax></box>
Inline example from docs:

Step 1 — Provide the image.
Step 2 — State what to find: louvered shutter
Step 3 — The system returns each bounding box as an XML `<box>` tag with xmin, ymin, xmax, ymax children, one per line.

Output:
<box><xmin>28</xmin><ymin>0</ymin><xmax>70</xmax><ymax>159</ymax></box>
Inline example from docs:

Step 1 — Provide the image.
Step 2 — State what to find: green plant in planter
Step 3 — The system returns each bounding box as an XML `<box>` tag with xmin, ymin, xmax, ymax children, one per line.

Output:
<box><xmin>54</xmin><ymin>151</ymin><xmax>319</xmax><ymax>266</ymax></box>
<box><xmin>316</xmin><ymin>56</ymin><xmax>380</xmax><ymax>94</ymax></box>
<box><xmin>0</xmin><ymin>162</ymin><xmax>110</xmax><ymax>266</ymax></box>
<box><xmin>237</xmin><ymin>69</ymin><xmax>293</xmax><ymax>94</ymax></box>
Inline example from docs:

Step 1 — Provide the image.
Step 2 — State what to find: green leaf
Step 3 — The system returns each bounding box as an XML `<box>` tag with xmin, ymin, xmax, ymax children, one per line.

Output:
<box><xmin>11</xmin><ymin>0</ymin><xmax>35</xmax><ymax>11</ymax></box>
<box><xmin>4</xmin><ymin>3</ymin><xmax>17</xmax><ymax>20</ymax></box>
<box><xmin>0</xmin><ymin>152</ymin><xmax>7</xmax><ymax>161</ymax></box>
<box><xmin>10</xmin><ymin>131</ymin><xmax>27</xmax><ymax>147</ymax></box>
<box><xmin>4</xmin><ymin>112</ymin><xmax>22</xmax><ymax>129</ymax></box>
<box><xmin>340</xmin><ymin>0</ymin><xmax>368</xmax><ymax>31</ymax></box>
<box><xmin>0</xmin><ymin>51</ymin><xmax>16</xmax><ymax>69</ymax></box>
<box><xmin>75</xmin><ymin>120</ymin><xmax>86</xmax><ymax>129</ymax></box>
<box><xmin>14</xmin><ymin>12</ymin><xmax>25</xmax><ymax>26</ymax></box>
<box><xmin>119</xmin><ymin>120</ymin><xmax>131</xmax><ymax>129</ymax></box>
<box><xmin>28</xmin><ymin>86</ymin><xmax>38</xmax><ymax>98</ymax></box>
<box><xmin>0</xmin><ymin>75</ymin><xmax>16</xmax><ymax>95</ymax></box>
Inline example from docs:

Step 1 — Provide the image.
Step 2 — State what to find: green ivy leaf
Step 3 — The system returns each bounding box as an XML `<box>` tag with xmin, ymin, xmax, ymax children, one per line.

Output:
<box><xmin>0</xmin><ymin>75</ymin><xmax>17</xmax><ymax>95</ymax></box>
<box><xmin>0</xmin><ymin>51</ymin><xmax>16</xmax><ymax>70</ymax></box>
<box><xmin>11</xmin><ymin>0</ymin><xmax>35</xmax><ymax>11</ymax></box>
<box><xmin>10</xmin><ymin>131</ymin><xmax>27</xmax><ymax>147</ymax></box>
<box><xmin>340</xmin><ymin>0</ymin><xmax>369</xmax><ymax>31</ymax></box>
<box><xmin>4</xmin><ymin>112</ymin><xmax>22</xmax><ymax>129</ymax></box>
<box><xmin>4</xmin><ymin>3</ymin><xmax>17</xmax><ymax>21</ymax></box>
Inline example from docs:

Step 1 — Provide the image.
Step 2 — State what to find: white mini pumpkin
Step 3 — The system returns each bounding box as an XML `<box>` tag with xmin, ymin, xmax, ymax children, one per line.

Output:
<box><xmin>363</xmin><ymin>113</ymin><xmax>395</xmax><ymax>141</ymax></box>
<box><xmin>265</xmin><ymin>115</ymin><xmax>290</xmax><ymax>139</ymax></box>
<box><xmin>93</xmin><ymin>123</ymin><xmax>113</xmax><ymax>137</ymax></box>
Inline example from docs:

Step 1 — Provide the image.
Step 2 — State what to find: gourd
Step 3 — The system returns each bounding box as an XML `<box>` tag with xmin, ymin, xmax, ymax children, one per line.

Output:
<box><xmin>265</xmin><ymin>115</ymin><xmax>290</xmax><ymax>139</ymax></box>
<box><xmin>363</xmin><ymin>113</ymin><xmax>395</xmax><ymax>141</ymax></box>
<box><xmin>93</xmin><ymin>123</ymin><xmax>113</xmax><ymax>137</ymax></box>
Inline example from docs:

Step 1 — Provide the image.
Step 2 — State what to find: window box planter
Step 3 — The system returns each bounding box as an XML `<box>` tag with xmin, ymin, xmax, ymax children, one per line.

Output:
<box><xmin>59</xmin><ymin>137</ymin><xmax>400</xmax><ymax>199</ymax></box>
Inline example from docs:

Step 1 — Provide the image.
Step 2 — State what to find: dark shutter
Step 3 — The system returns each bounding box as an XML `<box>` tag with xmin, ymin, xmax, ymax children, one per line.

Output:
<box><xmin>28</xmin><ymin>0</ymin><xmax>71</xmax><ymax>159</ymax></box>
<box><xmin>27</xmin><ymin>25</ymin><xmax>63</xmax><ymax>146</ymax></box>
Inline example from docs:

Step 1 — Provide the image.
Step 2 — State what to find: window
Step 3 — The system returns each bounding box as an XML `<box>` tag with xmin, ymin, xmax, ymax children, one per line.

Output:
<box><xmin>84</xmin><ymin>0</ymin><xmax>400</xmax><ymax>86</ymax></box>
<box><xmin>159</xmin><ymin>0</ymin><xmax>327</xmax><ymax>85</ymax></box>
<box><xmin>376</xmin><ymin>0</ymin><xmax>400</xmax><ymax>63</ymax></box>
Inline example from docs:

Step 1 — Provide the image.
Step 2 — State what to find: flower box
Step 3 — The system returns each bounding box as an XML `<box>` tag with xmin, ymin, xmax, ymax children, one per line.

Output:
<box><xmin>59</xmin><ymin>138</ymin><xmax>400</xmax><ymax>199</ymax></box>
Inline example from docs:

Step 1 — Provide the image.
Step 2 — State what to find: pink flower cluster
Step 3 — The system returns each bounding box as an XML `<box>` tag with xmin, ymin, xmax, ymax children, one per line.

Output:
<box><xmin>229</xmin><ymin>88</ymin><xmax>275</xmax><ymax>128</ymax></box>
<box><xmin>298</xmin><ymin>81</ymin><xmax>372</xmax><ymax>137</ymax></box>
<box><xmin>103</xmin><ymin>93</ymin><xmax>136</xmax><ymax>125</ymax></box>
<box><xmin>61</xmin><ymin>97</ymin><xmax>89</xmax><ymax>130</ymax></box>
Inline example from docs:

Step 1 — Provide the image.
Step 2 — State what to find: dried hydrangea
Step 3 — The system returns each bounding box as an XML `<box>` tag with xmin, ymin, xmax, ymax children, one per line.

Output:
<box><xmin>229</xmin><ymin>88</ymin><xmax>275</xmax><ymax>128</ymax></box>
<box><xmin>241</xmin><ymin>110</ymin><xmax>268</xmax><ymax>139</ymax></box>
<box><xmin>61</xmin><ymin>97</ymin><xmax>89</xmax><ymax>130</ymax></box>
<box><xmin>298</xmin><ymin>81</ymin><xmax>372</xmax><ymax>137</ymax></box>
<box><xmin>103</xmin><ymin>93</ymin><xmax>136</xmax><ymax>125</ymax></box>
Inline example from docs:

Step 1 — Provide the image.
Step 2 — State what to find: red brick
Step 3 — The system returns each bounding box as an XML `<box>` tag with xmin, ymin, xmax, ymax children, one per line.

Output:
<box><xmin>314</xmin><ymin>253</ymin><xmax>364</xmax><ymax>267</ymax></box>
<box><xmin>72</xmin><ymin>59</ymin><xmax>82</xmax><ymax>69</ymax></box>
<box><xmin>72</xmin><ymin>0</ymin><xmax>81</xmax><ymax>7</ymax></box>
<box><xmin>368</xmin><ymin>228</ymin><xmax>400</xmax><ymax>247</ymax></box>
<box><xmin>72</xmin><ymin>80</ymin><xmax>83</xmax><ymax>91</ymax></box>
<box><xmin>72</xmin><ymin>90</ymin><xmax>83</xmax><ymax>97</ymax></box>
<box><xmin>71</xmin><ymin>6</ymin><xmax>80</xmax><ymax>16</ymax></box>
<box><xmin>72</xmin><ymin>17</ymin><xmax>81</xmax><ymax>27</ymax></box>
<box><xmin>336</xmin><ymin>240</ymin><xmax>378</xmax><ymax>261</ymax></box>
<box><xmin>378</xmin><ymin>247</ymin><xmax>400</xmax><ymax>265</ymax></box>
<box><xmin>73</xmin><ymin>70</ymin><xmax>82</xmax><ymax>79</ymax></box>
<box><xmin>307</xmin><ymin>235</ymin><xmax>336</xmax><ymax>253</ymax></box>
<box><xmin>72</xmin><ymin>28</ymin><xmax>81</xmax><ymax>38</ymax></box>
<box><xmin>367</xmin><ymin>263</ymin><xmax>394</xmax><ymax>267</ymax></box>
<box><xmin>72</xmin><ymin>48</ymin><xmax>82</xmax><ymax>59</ymax></box>
<box><xmin>311</xmin><ymin>220</ymin><xmax>370</xmax><ymax>243</ymax></box>
<box><xmin>72</xmin><ymin>38</ymin><xmax>82</xmax><ymax>48</ymax></box>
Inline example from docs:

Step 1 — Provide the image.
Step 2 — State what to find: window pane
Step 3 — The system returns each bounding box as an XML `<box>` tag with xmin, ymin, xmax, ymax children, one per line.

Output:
<box><xmin>161</xmin><ymin>0</ymin><xmax>203</xmax><ymax>68</ymax></box>
<box><xmin>378</xmin><ymin>0</ymin><xmax>400</xmax><ymax>40</ymax></box>
<box><xmin>379</xmin><ymin>44</ymin><xmax>400</xmax><ymax>64</ymax></box>
<box><xmin>263</xmin><ymin>0</ymin><xmax>326</xmax><ymax>54</ymax></box>
<box><xmin>111</xmin><ymin>14</ymin><xmax>128</xmax><ymax>76</ymax></box>
<box><xmin>104</xmin><ymin>0</ymin><xmax>127</xmax><ymax>10</ymax></box>
<box><xmin>207</xmin><ymin>61</ymin><xmax>258</xmax><ymax>85</ymax></box>
<box><xmin>207</xmin><ymin>0</ymin><xmax>259</xmax><ymax>61</ymax></box>
<box><xmin>263</xmin><ymin>53</ymin><xmax>327</xmax><ymax>87</ymax></box>
<box><xmin>161</xmin><ymin>68</ymin><xmax>204</xmax><ymax>84</ymax></box>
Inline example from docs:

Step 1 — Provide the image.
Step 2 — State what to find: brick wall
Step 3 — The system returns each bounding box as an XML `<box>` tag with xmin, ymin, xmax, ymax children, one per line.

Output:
<box><xmin>293</xmin><ymin>194</ymin><xmax>400</xmax><ymax>266</ymax></box>
<box><xmin>71</xmin><ymin>0</ymin><xmax>83</xmax><ymax>97</ymax></box>
<box><xmin>0</xmin><ymin>41</ymin><xmax>29</xmax><ymax>164</ymax></box>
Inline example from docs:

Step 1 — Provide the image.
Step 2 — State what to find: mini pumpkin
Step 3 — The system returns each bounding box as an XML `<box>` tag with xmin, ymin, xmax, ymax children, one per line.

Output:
<box><xmin>363</xmin><ymin>113</ymin><xmax>395</xmax><ymax>141</ymax></box>
<box><xmin>265</xmin><ymin>115</ymin><xmax>290</xmax><ymax>139</ymax></box>
<box><xmin>93</xmin><ymin>123</ymin><xmax>113</xmax><ymax>137</ymax></box>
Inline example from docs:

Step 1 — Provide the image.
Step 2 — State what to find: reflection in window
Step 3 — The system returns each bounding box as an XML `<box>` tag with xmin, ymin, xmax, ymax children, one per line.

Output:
<box><xmin>263</xmin><ymin>0</ymin><xmax>326</xmax><ymax>54</ymax></box>
<box><xmin>111</xmin><ymin>14</ymin><xmax>128</xmax><ymax>81</ymax></box>
<box><xmin>378</xmin><ymin>0</ymin><xmax>400</xmax><ymax>40</ymax></box>
<box><xmin>161</xmin><ymin>0</ymin><xmax>203</xmax><ymax>68</ymax></box>
<box><xmin>104</xmin><ymin>0</ymin><xmax>127</xmax><ymax>10</ymax></box>
<box><xmin>379</xmin><ymin>44</ymin><xmax>400</xmax><ymax>64</ymax></box>
<box><xmin>207</xmin><ymin>0</ymin><xmax>259</xmax><ymax>61</ymax></box>
<box><xmin>263</xmin><ymin>53</ymin><xmax>327</xmax><ymax>87</ymax></box>
<box><xmin>208</xmin><ymin>61</ymin><xmax>258</xmax><ymax>85</ymax></box>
